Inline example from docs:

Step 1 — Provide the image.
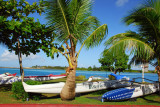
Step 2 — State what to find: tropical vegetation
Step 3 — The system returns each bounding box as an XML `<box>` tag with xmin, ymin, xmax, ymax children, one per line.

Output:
<box><xmin>0</xmin><ymin>0</ymin><xmax>54</xmax><ymax>80</ymax></box>
<box><xmin>99</xmin><ymin>49</ymin><xmax>130</xmax><ymax>73</ymax></box>
<box><xmin>104</xmin><ymin>0</ymin><xmax>160</xmax><ymax>94</ymax></box>
<box><xmin>44</xmin><ymin>0</ymin><xmax>108</xmax><ymax>100</ymax></box>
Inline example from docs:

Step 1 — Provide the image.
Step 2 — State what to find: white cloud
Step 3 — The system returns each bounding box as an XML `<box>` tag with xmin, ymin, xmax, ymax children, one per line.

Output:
<box><xmin>116</xmin><ymin>0</ymin><xmax>129</xmax><ymax>7</ymax></box>
<box><xmin>0</xmin><ymin>50</ymin><xmax>40</xmax><ymax>61</ymax></box>
<box><xmin>1</xmin><ymin>50</ymin><xmax>17</xmax><ymax>61</ymax></box>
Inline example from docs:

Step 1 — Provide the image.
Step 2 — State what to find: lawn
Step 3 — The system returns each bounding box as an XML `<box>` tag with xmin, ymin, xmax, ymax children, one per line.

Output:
<box><xmin>0</xmin><ymin>78</ymin><xmax>160</xmax><ymax>105</ymax></box>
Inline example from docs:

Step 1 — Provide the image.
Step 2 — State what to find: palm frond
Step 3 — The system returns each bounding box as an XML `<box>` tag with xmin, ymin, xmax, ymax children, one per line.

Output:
<box><xmin>106</xmin><ymin>37</ymin><xmax>154</xmax><ymax>60</ymax></box>
<box><xmin>84</xmin><ymin>24</ymin><xmax>108</xmax><ymax>49</ymax></box>
<box><xmin>77</xmin><ymin>24</ymin><xmax>108</xmax><ymax>58</ymax></box>
<box><xmin>69</xmin><ymin>0</ymin><xmax>92</xmax><ymax>27</ymax></box>
<box><xmin>105</xmin><ymin>32</ymin><xmax>143</xmax><ymax>47</ymax></box>
<box><xmin>45</xmin><ymin>0</ymin><xmax>71</xmax><ymax>42</ymax></box>
<box><xmin>45</xmin><ymin>0</ymin><xmax>96</xmax><ymax>44</ymax></box>
<box><xmin>75</xmin><ymin>16</ymin><xmax>100</xmax><ymax>43</ymax></box>
<box><xmin>68</xmin><ymin>0</ymin><xmax>99</xmax><ymax>44</ymax></box>
<box><xmin>123</xmin><ymin>0</ymin><xmax>160</xmax><ymax>47</ymax></box>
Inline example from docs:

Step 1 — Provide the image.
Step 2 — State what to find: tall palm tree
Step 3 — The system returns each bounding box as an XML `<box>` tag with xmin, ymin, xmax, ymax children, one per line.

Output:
<box><xmin>45</xmin><ymin>0</ymin><xmax>108</xmax><ymax>100</ymax></box>
<box><xmin>105</xmin><ymin>0</ymin><xmax>160</xmax><ymax>94</ymax></box>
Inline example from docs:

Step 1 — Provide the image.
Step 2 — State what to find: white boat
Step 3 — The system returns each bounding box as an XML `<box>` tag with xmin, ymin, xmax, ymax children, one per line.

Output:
<box><xmin>0</xmin><ymin>76</ymin><xmax>19</xmax><ymax>85</ymax></box>
<box><xmin>0</xmin><ymin>74</ymin><xmax>66</xmax><ymax>85</ymax></box>
<box><xmin>101</xmin><ymin>83</ymin><xmax>159</xmax><ymax>101</ymax></box>
<box><xmin>22</xmin><ymin>74</ymin><xmax>66</xmax><ymax>81</ymax></box>
<box><xmin>22</xmin><ymin>80</ymin><xmax>131</xmax><ymax>94</ymax></box>
<box><xmin>0</xmin><ymin>74</ymin><xmax>7</xmax><ymax>77</ymax></box>
<box><xmin>0</xmin><ymin>72</ymin><xmax>17</xmax><ymax>77</ymax></box>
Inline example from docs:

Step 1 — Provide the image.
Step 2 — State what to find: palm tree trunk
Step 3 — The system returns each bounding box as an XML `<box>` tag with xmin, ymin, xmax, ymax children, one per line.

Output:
<box><xmin>60</xmin><ymin>37</ymin><xmax>77</xmax><ymax>100</ymax></box>
<box><xmin>60</xmin><ymin>65</ymin><xmax>76</xmax><ymax>100</ymax></box>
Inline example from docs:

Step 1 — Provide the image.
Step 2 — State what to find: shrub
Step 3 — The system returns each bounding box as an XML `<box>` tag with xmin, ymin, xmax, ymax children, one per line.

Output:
<box><xmin>76</xmin><ymin>75</ymin><xmax>86</xmax><ymax>81</ymax></box>
<box><xmin>12</xmin><ymin>80</ymin><xmax>42</xmax><ymax>101</ymax></box>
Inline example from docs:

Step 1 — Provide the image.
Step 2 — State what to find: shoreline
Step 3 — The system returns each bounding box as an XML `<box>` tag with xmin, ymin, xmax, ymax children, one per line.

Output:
<box><xmin>0</xmin><ymin>67</ymin><xmax>156</xmax><ymax>73</ymax></box>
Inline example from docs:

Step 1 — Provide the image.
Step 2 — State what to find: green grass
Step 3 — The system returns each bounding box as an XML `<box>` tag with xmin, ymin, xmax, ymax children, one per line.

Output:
<box><xmin>0</xmin><ymin>78</ymin><xmax>160</xmax><ymax>105</ymax></box>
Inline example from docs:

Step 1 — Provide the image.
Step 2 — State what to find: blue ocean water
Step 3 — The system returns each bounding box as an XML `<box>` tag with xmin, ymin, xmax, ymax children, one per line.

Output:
<box><xmin>0</xmin><ymin>68</ymin><xmax>158</xmax><ymax>83</ymax></box>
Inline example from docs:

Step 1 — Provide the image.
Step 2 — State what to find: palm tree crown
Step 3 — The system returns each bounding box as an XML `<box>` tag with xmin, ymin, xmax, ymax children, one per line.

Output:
<box><xmin>45</xmin><ymin>0</ymin><xmax>107</xmax><ymax>48</ymax></box>
<box><xmin>105</xmin><ymin>0</ymin><xmax>160</xmax><ymax>65</ymax></box>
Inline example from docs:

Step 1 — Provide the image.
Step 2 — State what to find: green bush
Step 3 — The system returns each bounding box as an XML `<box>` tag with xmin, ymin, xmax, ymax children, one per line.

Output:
<box><xmin>76</xmin><ymin>75</ymin><xmax>86</xmax><ymax>81</ymax></box>
<box><xmin>12</xmin><ymin>80</ymin><xmax>42</xmax><ymax>101</ymax></box>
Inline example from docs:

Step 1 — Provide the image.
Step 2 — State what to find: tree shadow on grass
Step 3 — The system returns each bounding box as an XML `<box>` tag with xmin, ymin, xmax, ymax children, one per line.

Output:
<box><xmin>40</xmin><ymin>94</ymin><xmax>60</xmax><ymax>100</ymax></box>
<box><xmin>141</xmin><ymin>94</ymin><xmax>160</xmax><ymax>104</ymax></box>
<box><xmin>0</xmin><ymin>84</ymin><xmax>12</xmax><ymax>92</ymax></box>
<box><xmin>86</xmin><ymin>96</ymin><xmax>102</xmax><ymax>101</ymax></box>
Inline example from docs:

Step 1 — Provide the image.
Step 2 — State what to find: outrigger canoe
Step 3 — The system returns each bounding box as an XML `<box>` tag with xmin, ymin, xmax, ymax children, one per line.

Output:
<box><xmin>0</xmin><ymin>72</ymin><xmax>17</xmax><ymax>77</ymax></box>
<box><xmin>0</xmin><ymin>73</ymin><xmax>66</xmax><ymax>85</ymax></box>
<box><xmin>101</xmin><ymin>83</ymin><xmax>159</xmax><ymax>102</ymax></box>
<box><xmin>22</xmin><ymin>80</ymin><xmax>131</xmax><ymax>94</ymax></box>
<box><xmin>22</xmin><ymin>74</ymin><xmax>66</xmax><ymax>81</ymax></box>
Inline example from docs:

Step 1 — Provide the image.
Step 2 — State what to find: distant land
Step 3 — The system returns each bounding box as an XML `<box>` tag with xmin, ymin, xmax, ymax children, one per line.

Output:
<box><xmin>0</xmin><ymin>66</ymin><xmax>155</xmax><ymax>73</ymax></box>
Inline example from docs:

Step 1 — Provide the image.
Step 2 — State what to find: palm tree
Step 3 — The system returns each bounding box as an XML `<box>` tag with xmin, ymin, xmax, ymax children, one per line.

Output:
<box><xmin>45</xmin><ymin>0</ymin><xmax>108</xmax><ymax>100</ymax></box>
<box><xmin>105</xmin><ymin>0</ymin><xmax>160</xmax><ymax>94</ymax></box>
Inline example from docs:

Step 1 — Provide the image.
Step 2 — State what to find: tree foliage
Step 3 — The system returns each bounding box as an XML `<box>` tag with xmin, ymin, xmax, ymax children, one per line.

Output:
<box><xmin>0</xmin><ymin>0</ymin><xmax>54</xmax><ymax>76</ymax></box>
<box><xmin>0</xmin><ymin>0</ymin><xmax>53</xmax><ymax>56</ymax></box>
<box><xmin>99</xmin><ymin>49</ymin><xmax>129</xmax><ymax>73</ymax></box>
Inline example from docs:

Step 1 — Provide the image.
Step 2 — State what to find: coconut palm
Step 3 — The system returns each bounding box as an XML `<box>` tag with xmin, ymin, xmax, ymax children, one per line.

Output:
<box><xmin>45</xmin><ymin>0</ymin><xmax>108</xmax><ymax>100</ymax></box>
<box><xmin>105</xmin><ymin>0</ymin><xmax>160</xmax><ymax>94</ymax></box>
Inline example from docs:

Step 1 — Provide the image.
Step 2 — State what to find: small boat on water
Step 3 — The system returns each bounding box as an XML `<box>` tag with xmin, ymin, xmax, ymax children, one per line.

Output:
<box><xmin>0</xmin><ymin>73</ymin><xmax>66</xmax><ymax>85</ymax></box>
<box><xmin>22</xmin><ymin>79</ymin><xmax>131</xmax><ymax>94</ymax></box>
<box><xmin>101</xmin><ymin>83</ymin><xmax>159</xmax><ymax>102</ymax></box>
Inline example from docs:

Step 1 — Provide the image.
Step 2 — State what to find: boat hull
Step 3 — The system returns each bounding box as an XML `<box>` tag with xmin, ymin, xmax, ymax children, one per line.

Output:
<box><xmin>22</xmin><ymin>80</ymin><xmax>131</xmax><ymax>94</ymax></box>
<box><xmin>0</xmin><ymin>74</ymin><xmax>66</xmax><ymax>85</ymax></box>
<box><xmin>102</xmin><ymin>83</ymin><xmax>159</xmax><ymax>101</ymax></box>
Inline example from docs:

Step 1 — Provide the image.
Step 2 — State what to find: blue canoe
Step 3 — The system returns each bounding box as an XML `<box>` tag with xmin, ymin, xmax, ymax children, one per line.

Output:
<box><xmin>102</xmin><ymin>88</ymin><xmax>135</xmax><ymax>102</ymax></box>
<box><xmin>101</xmin><ymin>83</ymin><xmax>159</xmax><ymax>102</ymax></box>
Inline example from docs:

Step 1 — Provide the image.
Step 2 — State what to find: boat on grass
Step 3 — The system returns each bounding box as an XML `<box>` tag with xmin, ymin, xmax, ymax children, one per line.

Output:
<box><xmin>22</xmin><ymin>79</ymin><xmax>131</xmax><ymax>94</ymax></box>
<box><xmin>22</xmin><ymin>74</ymin><xmax>66</xmax><ymax>81</ymax></box>
<box><xmin>0</xmin><ymin>73</ymin><xmax>66</xmax><ymax>85</ymax></box>
<box><xmin>101</xmin><ymin>83</ymin><xmax>159</xmax><ymax>102</ymax></box>
<box><xmin>0</xmin><ymin>72</ymin><xmax>17</xmax><ymax>77</ymax></box>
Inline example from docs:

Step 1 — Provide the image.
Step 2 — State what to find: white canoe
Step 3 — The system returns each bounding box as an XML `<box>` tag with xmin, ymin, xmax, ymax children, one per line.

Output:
<box><xmin>0</xmin><ymin>74</ymin><xmax>7</xmax><ymax>77</ymax></box>
<box><xmin>0</xmin><ymin>74</ymin><xmax>66</xmax><ymax>85</ymax></box>
<box><xmin>21</xmin><ymin>74</ymin><xmax>66</xmax><ymax>81</ymax></box>
<box><xmin>0</xmin><ymin>73</ymin><xmax>18</xmax><ymax>85</ymax></box>
<box><xmin>22</xmin><ymin>80</ymin><xmax>131</xmax><ymax>94</ymax></box>
<box><xmin>0</xmin><ymin>73</ymin><xmax>17</xmax><ymax>78</ymax></box>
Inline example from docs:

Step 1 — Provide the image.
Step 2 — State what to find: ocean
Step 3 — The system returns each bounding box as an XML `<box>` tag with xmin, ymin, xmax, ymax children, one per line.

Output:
<box><xmin>0</xmin><ymin>68</ymin><xmax>158</xmax><ymax>83</ymax></box>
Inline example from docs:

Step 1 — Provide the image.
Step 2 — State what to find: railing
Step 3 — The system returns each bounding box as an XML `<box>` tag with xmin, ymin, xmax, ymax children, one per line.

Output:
<box><xmin>131</xmin><ymin>77</ymin><xmax>159</xmax><ymax>84</ymax></box>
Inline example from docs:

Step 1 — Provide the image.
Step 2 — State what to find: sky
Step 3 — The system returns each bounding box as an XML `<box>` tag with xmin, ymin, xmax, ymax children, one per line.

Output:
<box><xmin>0</xmin><ymin>0</ymin><xmax>154</xmax><ymax>70</ymax></box>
